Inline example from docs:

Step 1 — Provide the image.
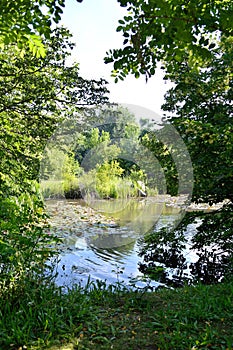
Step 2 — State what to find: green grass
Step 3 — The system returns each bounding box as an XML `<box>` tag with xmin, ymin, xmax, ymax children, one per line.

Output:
<box><xmin>40</xmin><ymin>180</ymin><xmax>65</xmax><ymax>199</ymax></box>
<box><xmin>0</xmin><ymin>279</ymin><xmax>233</xmax><ymax>350</ymax></box>
<box><xmin>40</xmin><ymin>177</ymin><xmax>136</xmax><ymax>200</ymax></box>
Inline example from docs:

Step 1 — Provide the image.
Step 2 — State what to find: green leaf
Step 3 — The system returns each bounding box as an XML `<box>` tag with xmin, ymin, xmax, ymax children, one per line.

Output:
<box><xmin>116</xmin><ymin>25</ymin><xmax>123</xmax><ymax>32</ymax></box>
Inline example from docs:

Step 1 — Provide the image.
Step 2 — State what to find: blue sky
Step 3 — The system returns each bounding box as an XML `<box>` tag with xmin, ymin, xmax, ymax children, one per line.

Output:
<box><xmin>61</xmin><ymin>0</ymin><xmax>171</xmax><ymax>116</ymax></box>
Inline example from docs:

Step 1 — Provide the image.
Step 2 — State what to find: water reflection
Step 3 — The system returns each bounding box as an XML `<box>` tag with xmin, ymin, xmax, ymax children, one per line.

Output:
<box><xmin>46</xmin><ymin>197</ymin><xmax>183</xmax><ymax>289</ymax></box>
<box><xmin>86</xmin><ymin>197</ymin><xmax>168</xmax><ymax>234</ymax></box>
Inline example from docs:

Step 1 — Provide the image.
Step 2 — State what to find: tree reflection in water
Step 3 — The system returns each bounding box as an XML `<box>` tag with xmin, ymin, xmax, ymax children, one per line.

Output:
<box><xmin>139</xmin><ymin>203</ymin><xmax>233</xmax><ymax>287</ymax></box>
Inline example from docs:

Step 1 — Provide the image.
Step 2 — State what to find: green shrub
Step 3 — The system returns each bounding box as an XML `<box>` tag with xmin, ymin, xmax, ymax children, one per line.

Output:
<box><xmin>40</xmin><ymin>180</ymin><xmax>64</xmax><ymax>199</ymax></box>
<box><xmin>96</xmin><ymin>160</ymin><xmax>124</xmax><ymax>198</ymax></box>
<box><xmin>63</xmin><ymin>176</ymin><xmax>81</xmax><ymax>199</ymax></box>
<box><xmin>0</xmin><ymin>181</ymin><xmax>60</xmax><ymax>297</ymax></box>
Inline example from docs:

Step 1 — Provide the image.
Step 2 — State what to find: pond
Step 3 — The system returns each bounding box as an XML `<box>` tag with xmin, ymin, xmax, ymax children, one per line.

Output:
<box><xmin>46</xmin><ymin>196</ymin><xmax>198</xmax><ymax>290</ymax></box>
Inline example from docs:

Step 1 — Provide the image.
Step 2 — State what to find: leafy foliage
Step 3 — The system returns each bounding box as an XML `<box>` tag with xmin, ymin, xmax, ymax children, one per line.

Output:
<box><xmin>0</xmin><ymin>184</ymin><xmax>60</xmax><ymax>295</ymax></box>
<box><xmin>140</xmin><ymin>131</ymin><xmax>180</xmax><ymax>195</ymax></box>
<box><xmin>106</xmin><ymin>0</ymin><xmax>233</xmax><ymax>80</ymax></box>
<box><xmin>162</xmin><ymin>39</ymin><xmax>233</xmax><ymax>204</ymax></box>
<box><xmin>41</xmin><ymin>114</ymin><xmax>150</xmax><ymax>199</ymax></box>
<box><xmin>109</xmin><ymin>1</ymin><xmax>233</xmax><ymax>285</ymax></box>
<box><xmin>139</xmin><ymin>40</ymin><xmax>233</xmax><ymax>285</ymax></box>
<box><xmin>0</xmin><ymin>27</ymin><xmax>109</xmax><ymax>194</ymax></box>
<box><xmin>0</xmin><ymin>0</ymin><xmax>83</xmax><ymax>56</ymax></box>
<box><xmin>74</xmin><ymin>127</ymin><xmax>120</xmax><ymax>167</ymax></box>
<box><xmin>0</xmin><ymin>27</ymin><xmax>109</xmax><ymax>295</ymax></box>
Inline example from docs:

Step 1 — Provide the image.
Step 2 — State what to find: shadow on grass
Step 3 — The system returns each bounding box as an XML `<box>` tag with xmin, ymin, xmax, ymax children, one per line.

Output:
<box><xmin>0</xmin><ymin>277</ymin><xmax>233</xmax><ymax>350</ymax></box>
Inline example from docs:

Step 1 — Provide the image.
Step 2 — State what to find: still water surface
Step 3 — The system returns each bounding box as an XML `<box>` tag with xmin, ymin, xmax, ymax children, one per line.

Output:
<box><xmin>46</xmin><ymin>197</ymin><xmax>197</xmax><ymax>289</ymax></box>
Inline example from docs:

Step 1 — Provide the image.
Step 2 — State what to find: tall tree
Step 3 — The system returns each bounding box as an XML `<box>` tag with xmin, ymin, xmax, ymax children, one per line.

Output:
<box><xmin>0</xmin><ymin>27</ymin><xmax>108</xmax><ymax>294</ymax></box>
<box><xmin>139</xmin><ymin>40</ymin><xmax>233</xmax><ymax>286</ymax></box>
<box><xmin>0</xmin><ymin>27</ymin><xmax>109</xmax><ymax>196</ymax></box>
<box><xmin>162</xmin><ymin>39</ymin><xmax>233</xmax><ymax>204</ymax></box>
<box><xmin>106</xmin><ymin>0</ymin><xmax>233</xmax><ymax>285</ymax></box>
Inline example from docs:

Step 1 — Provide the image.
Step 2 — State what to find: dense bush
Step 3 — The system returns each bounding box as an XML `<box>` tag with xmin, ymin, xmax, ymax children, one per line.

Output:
<box><xmin>0</xmin><ymin>182</ymin><xmax>60</xmax><ymax>296</ymax></box>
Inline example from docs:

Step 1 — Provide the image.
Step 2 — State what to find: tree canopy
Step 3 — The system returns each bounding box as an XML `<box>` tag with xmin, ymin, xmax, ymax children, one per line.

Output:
<box><xmin>0</xmin><ymin>27</ymin><xmax>108</xmax><ymax>196</ymax></box>
<box><xmin>0</xmin><ymin>0</ymin><xmax>83</xmax><ymax>56</ymax></box>
<box><xmin>162</xmin><ymin>39</ymin><xmax>232</xmax><ymax>204</ymax></box>
<box><xmin>0</xmin><ymin>26</ymin><xmax>108</xmax><ymax>293</ymax></box>
<box><xmin>105</xmin><ymin>0</ymin><xmax>233</xmax><ymax>81</ymax></box>
<box><xmin>140</xmin><ymin>40</ymin><xmax>233</xmax><ymax>286</ymax></box>
<box><xmin>104</xmin><ymin>0</ymin><xmax>233</xmax><ymax>285</ymax></box>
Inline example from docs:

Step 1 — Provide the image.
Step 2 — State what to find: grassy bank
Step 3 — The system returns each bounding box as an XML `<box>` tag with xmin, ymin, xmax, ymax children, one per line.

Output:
<box><xmin>1</xmin><ymin>279</ymin><xmax>232</xmax><ymax>350</ymax></box>
<box><xmin>40</xmin><ymin>176</ymin><xmax>157</xmax><ymax>200</ymax></box>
